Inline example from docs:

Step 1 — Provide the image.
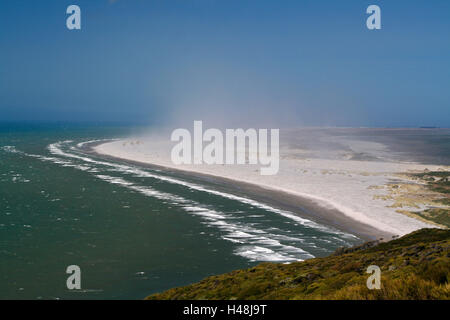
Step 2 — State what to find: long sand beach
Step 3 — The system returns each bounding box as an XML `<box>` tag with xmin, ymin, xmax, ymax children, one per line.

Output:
<box><xmin>93</xmin><ymin>128</ymin><xmax>450</xmax><ymax>241</ymax></box>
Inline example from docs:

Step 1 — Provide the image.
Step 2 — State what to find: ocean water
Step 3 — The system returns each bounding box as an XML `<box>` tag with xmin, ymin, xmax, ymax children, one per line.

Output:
<box><xmin>1</xmin><ymin>124</ymin><xmax>448</xmax><ymax>299</ymax></box>
<box><xmin>0</xmin><ymin>123</ymin><xmax>363</xmax><ymax>299</ymax></box>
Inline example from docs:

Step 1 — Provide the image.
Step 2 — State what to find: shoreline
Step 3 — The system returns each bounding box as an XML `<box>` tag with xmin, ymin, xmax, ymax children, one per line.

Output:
<box><xmin>86</xmin><ymin>140</ymin><xmax>399</xmax><ymax>241</ymax></box>
<box><xmin>146</xmin><ymin>228</ymin><xmax>450</xmax><ymax>300</ymax></box>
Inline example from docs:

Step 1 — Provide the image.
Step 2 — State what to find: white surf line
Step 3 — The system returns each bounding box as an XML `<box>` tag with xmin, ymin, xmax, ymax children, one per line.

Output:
<box><xmin>94</xmin><ymin>174</ymin><xmax>314</xmax><ymax>262</ymax></box>
<box><xmin>0</xmin><ymin>146</ymin><xmax>21</xmax><ymax>153</ymax></box>
<box><xmin>1</xmin><ymin>145</ymin><xmax>93</xmax><ymax>171</ymax></box>
<box><xmin>8</xmin><ymin>141</ymin><xmax>355</xmax><ymax>251</ymax></box>
<box><xmin>21</xmin><ymin>147</ymin><xmax>313</xmax><ymax>261</ymax></box>
<box><xmin>27</xmin><ymin>154</ymin><xmax>92</xmax><ymax>171</ymax></box>
<box><xmin>15</xmin><ymin>142</ymin><xmax>318</xmax><ymax>262</ymax></box>
<box><xmin>50</xmin><ymin>140</ymin><xmax>357</xmax><ymax>239</ymax></box>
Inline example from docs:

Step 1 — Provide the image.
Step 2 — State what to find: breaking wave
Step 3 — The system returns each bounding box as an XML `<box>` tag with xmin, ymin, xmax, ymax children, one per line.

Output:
<box><xmin>8</xmin><ymin>140</ymin><xmax>358</xmax><ymax>262</ymax></box>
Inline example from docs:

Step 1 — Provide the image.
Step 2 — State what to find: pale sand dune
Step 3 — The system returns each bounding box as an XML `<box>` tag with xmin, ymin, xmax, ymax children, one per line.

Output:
<box><xmin>94</xmin><ymin>132</ymin><xmax>448</xmax><ymax>237</ymax></box>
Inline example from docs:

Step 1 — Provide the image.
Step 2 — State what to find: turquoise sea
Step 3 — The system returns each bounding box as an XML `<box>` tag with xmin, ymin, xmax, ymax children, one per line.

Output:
<box><xmin>1</xmin><ymin>123</ymin><xmax>448</xmax><ymax>299</ymax></box>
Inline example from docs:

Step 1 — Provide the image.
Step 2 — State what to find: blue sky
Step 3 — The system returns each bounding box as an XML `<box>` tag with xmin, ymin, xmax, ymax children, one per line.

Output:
<box><xmin>0</xmin><ymin>0</ymin><xmax>449</xmax><ymax>127</ymax></box>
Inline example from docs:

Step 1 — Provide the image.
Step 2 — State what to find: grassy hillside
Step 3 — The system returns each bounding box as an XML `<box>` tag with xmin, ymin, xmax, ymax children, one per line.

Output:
<box><xmin>147</xmin><ymin>228</ymin><xmax>450</xmax><ymax>300</ymax></box>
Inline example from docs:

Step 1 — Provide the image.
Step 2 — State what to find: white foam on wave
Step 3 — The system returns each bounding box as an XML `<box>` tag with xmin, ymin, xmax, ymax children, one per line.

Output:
<box><xmin>27</xmin><ymin>154</ymin><xmax>92</xmax><ymax>171</ymax></box>
<box><xmin>93</xmin><ymin>172</ymin><xmax>320</xmax><ymax>261</ymax></box>
<box><xmin>10</xmin><ymin>173</ymin><xmax>30</xmax><ymax>183</ymax></box>
<box><xmin>93</xmin><ymin>173</ymin><xmax>315</xmax><ymax>262</ymax></box>
<box><xmin>235</xmin><ymin>246</ymin><xmax>296</xmax><ymax>262</ymax></box>
<box><xmin>1</xmin><ymin>146</ymin><xmax>21</xmax><ymax>153</ymax></box>
<box><xmin>10</xmin><ymin>140</ymin><xmax>358</xmax><ymax>262</ymax></box>
<box><xmin>48</xmin><ymin>141</ymin><xmax>355</xmax><ymax>239</ymax></box>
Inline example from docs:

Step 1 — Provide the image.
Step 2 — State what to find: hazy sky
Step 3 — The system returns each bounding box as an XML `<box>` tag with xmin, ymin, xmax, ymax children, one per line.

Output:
<box><xmin>1</xmin><ymin>0</ymin><xmax>449</xmax><ymax>127</ymax></box>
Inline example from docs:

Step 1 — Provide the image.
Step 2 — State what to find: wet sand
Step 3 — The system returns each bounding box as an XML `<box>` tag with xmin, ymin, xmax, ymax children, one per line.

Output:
<box><xmin>86</xmin><ymin>140</ymin><xmax>395</xmax><ymax>241</ymax></box>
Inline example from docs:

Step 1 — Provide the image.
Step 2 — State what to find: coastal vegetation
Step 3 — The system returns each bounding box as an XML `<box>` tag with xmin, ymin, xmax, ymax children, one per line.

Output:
<box><xmin>403</xmin><ymin>171</ymin><xmax>449</xmax><ymax>228</ymax></box>
<box><xmin>146</xmin><ymin>228</ymin><xmax>450</xmax><ymax>300</ymax></box>
<box><xmin>377</xmin><ymin>170</ymin><xmax>450</xmax><ymax>228</ymax></box>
